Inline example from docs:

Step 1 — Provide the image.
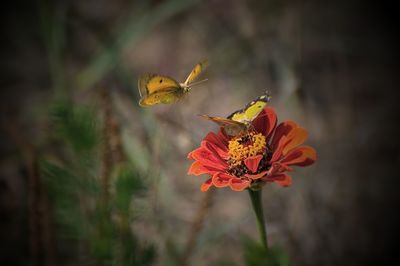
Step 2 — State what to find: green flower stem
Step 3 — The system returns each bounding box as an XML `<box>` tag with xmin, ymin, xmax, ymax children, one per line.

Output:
<box><xmin>248</xmin><ymin>188</ymin><xmax>268</xmax><ymax>250</ymax></box>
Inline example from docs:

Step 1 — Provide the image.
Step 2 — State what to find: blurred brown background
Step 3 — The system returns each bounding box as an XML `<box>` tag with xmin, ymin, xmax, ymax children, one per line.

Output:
<box><xmin>1</xmin><ymin>0</ymin><xmax>398</xmax><ymax>265</ymax></box>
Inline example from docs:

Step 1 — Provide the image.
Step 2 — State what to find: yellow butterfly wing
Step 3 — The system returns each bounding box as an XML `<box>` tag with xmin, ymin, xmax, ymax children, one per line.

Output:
<box><xmin>183</xmin><ymin>60</ymin><xmax>209</xmax><ymax>86</ymax></box>
<box><xmin>138</xmin><ymin>74</ymin><xmax>181</xmax><ymax>96</ymax></box>
<box><xmin>228</xmin><ymin>94</ymin><xmax>271</xmax><ymax>123</ymax></box>
<box><xmin>139</xmin><ymin>89</ymin><xmax>184</xmax><ymax>107</ymax></box>
<box><xmin>199</xmin><ymin>115</ymin><xmax>247</xmax><ymax>136</ymax></box>
<box><xmin>138</xmin><ymin>74</ymin><xmax>185</xmax><ymax>107</ymax></box>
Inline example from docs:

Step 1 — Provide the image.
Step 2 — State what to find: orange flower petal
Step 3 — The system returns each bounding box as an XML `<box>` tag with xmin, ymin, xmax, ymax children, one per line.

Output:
<box><xmin>187</xmin><ymin>161</ymin><xmax>221</xmax><ymax>176</ymax></box>
<box><xmin>202</xmin><ymin>140</ymin><xmax>229</xmax><ymax>161</ymax></box>
<box><xmin>188</xmin><ymin>161</ymin><xmax>207</xmax><ymax>175</ymax></box>
<box><xmin>281</xmin><ymin>146</ymin><xmax>316</xmax><ymax>166</ymax></box>
<box><xmin>276</xmin><ymin>177</ymin><xmax>292</xmax><ymax>187</ymax></box>
<box><xmin>244</xmin><ymin>155</ymin><xmax>263</xmax><ymax>173</ymax></box>
<box><xmin>202</xmin><ymin>140</ymin><xmax>228</xmax><ymax>160</ymax></box>
<box><xmin>187</xmin><ymin>149</ymin><xmax>195</xmax><ymax>159</ymax></box>
<box><xmin>275</xmin><ymin>174</ymin><xmax>292</xmax><ymax>187</ymax></box>
<box><xmin>212</xmin><ymin>173</ymin><xmax>232</xmax><ymax>188</ymax></box>
<box><xmin>262</xmin><ymin>173</ymin><xmax>292</xmax><ymax>187</ymax></box>
<box><xmin>245</xmin><ymin>170</ymin><xmax>268</xmax><ymax>180</ymax></box>
<box><xmin>267</xmin><ymin>162</ymin><xmax>292</xmax><ymax>176</ymax></box>
<box><xmin>282</xmin><ymin>127</ymin><xmax>308</xmax><ymax>155</ymax></box>
<box><xmin>190</xmin><ymin>146</ymin><xmax>228</xmax><ymax>170</ymax></box>
<box><xmin>271</xmin><ymin>136</ymin><xmax>287</xmax><ymax>162</ymax></box>
<box><xmin>252</xmin><ymin>107</ymin><xmax>277</xmax><ymax>138</ymax></box>
<box><xmin>188</xmin><ymin>146</ymin><xmax>208</xmax><ymax>160</ymax></box>
<box><xmin>229</xmin><ymin>178</ymin><xmax>251</xmax><ymax>191</ymax></box>
<box><xmin>201</xmin><ymin>178</ymin><xmax>213</xmax><ymax>192</ymax></box>
<box><xmin>271</xmin><ymin>121</ymin><xmax>298</xmax><ymax>151</ymax></box>
<box><xmin>203</xmin><ymin>132</ymin><xmax>229</xmax><ymax>157</ymax></box>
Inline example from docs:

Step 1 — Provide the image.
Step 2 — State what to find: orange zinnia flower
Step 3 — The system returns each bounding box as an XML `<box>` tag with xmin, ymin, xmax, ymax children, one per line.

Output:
<box><xmin>187</xmin><ymin>107</ymin><xmax>317</xmax><ymax>192</ymax></box>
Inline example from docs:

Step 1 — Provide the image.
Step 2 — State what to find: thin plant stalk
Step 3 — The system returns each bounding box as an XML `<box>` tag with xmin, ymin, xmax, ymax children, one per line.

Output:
<box><xmin>248</xmin><ymin>188</ymin><xmax>268</xmax><ymax>250</ymax></box>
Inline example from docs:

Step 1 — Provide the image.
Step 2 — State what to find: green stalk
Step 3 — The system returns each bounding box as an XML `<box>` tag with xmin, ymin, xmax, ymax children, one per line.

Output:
<box><xmin>248</xmin><ymin>188</ymin><xmax>268</xmax><ymax>250</ymax></box>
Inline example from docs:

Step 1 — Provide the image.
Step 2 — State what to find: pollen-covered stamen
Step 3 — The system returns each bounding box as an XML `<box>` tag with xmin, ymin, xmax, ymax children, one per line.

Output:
<box><xmin>228</xmin><ymin>132</ymin><xmax>266</xmax><ymax>166</ymax></box>
<box><xmin>227</xmin><ymin>132</ymin><xmax>271</xmax><ymax>178</ymax></box>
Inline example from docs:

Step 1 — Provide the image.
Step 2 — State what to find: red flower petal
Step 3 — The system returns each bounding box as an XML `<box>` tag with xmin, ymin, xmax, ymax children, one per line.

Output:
<box><xmin>245</xmin><ymin>170</ymin><xmax>268</xmax><ymax>180</ymax></box>
<box><xmin>282</xmin><ymin>127</ymin><xmax>308</xmax><ymax>155</ymax></box>
<box><xmin>203</xmin><ymin>131</ymin><xmax>229</xmax><ymax>158</ymax></box>
<box><xmin>271</xmin><ymin>121</ymin><xmax>297</xmax><ymax>151</ymax></box>
<box><xmin>270</xmin><ymin>136</ymin><xmax>287</xmax><ymax>162</ymax></box>
<box><xmin>201</xmin><ymin>178</ymin><xmax>213</xmax><ymax>192</ymax></box>
<box><xmin>217</xmin><ymin>129</ymin><xmax>231</xmax><ymax>143</ymax></box>
<box><xmin>190</xmin><ymin>146</ymin><xmax>228</xmax><ymax>170</ymax></box>
<box><xmin>187</xmin><ymin>150</ymin><xmax>195</xmax><ymax>160</ymax></box>
<box><xmin>267</xmin><ymin>162</ymin><xmax>292</xmax><ymax>176</ymax></box>
<box><xmin>252</xmin><ymin>107</ymin><xmax>277</xmax><ymax>138</ymax></box>
<box><xmin>202</xmin><ymin>140</ymin><xmax>229</xmax><ymax>161</ymax></box>
<box><xmin>202</xmin><ymin>141</ymin><xmax>229</xmax><ymax>160</ymax></box>
<box><xmin>244</xmin><ymin>155</ymin><xmax>263</xmax><ymax>173</ymax></box>
<box><xmin>262</xmin><ymin>173</ymin><xmax>292</xmax><ymax>187</ymax></box>
<box><xmin>281</xmin><ymin>146</ymin><xmax>317</xmax><ymax>166</ymax></box>
<box><xmin>229</xmin><ymin>177</ymin><xmax>251</xmax><ymax>191</ymax></box>
<box><xmin>188</xmin><ymin>161</ymin><xmax>207</xmax><ymax>175</ymax></box>
<box><xmin>273</xmin><ymin>174</ymin><xmax>292</xmax><ymax>187</ymax></box>
<box><xmin>275</xmin><ymin>175</ymin><xmax>292</xmax><ymax>187</ymax></box>
<box><xmin>187</xmin><ymin>161</ymin><xmax>221</xmax><ymax>176</ymax></box>
<box><xmin>212</xmin><ymin>173</ymin><xmax>232</xmax><ymax>188</ymax></box>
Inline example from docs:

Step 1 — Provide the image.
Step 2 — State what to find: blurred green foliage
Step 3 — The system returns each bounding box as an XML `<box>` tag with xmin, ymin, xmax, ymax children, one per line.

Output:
<box><xmin>51</xmin><ymin>102</ymin><xmax>100</xmax><ymax>154</ymax></box>
<box><xmin>243</xmin><ymin>238</ymin><xmax>290</xmax><ymax>266</ymax></box>
<box><xmin>113</xmin><ymin>167</ymin><xmax>146</xmax><ymax>214</ymax></box>
<box><xmin>41</xmin><ymin>101</ymin><xmax>155</xmax><ymax>265</ymax></box>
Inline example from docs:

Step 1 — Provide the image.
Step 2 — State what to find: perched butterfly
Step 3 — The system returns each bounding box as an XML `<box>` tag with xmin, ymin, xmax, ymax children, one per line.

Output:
<box><xmin>138</xmin><ymin>60</ymin><xmax>208</xmax><ymax>107</ymax></box>
<box><xmin>200</xmin><ymin>92</ymin><xmax>271</xmax><ymax>136</ymax></box>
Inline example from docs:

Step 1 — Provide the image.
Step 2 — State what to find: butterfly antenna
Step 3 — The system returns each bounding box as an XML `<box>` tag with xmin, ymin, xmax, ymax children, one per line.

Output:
<box><xmin>265</xmin><ymin>90</ymin><xmax>272</xmax><ymax>102</ymax></box>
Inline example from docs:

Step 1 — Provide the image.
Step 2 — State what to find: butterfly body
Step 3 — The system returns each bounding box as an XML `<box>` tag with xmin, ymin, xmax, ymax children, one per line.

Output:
<box><xmin>200</xmin><ymin>115</ymin><xmax>249</xmax><ymax>136</ymax></box>
<box><xmin>201</xmin><ymin>92</ymin><xmax>271</xmax><ymax>136</ymax></box>
<box><xmin>138</xmin><ymin>60</ymin><xmax>208</xmax><ymax>107</ymax></box>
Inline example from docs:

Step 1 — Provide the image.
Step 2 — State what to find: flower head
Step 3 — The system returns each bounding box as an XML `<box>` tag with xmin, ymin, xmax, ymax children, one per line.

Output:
<box><xmin>188</xmin><ymin>107</ymin><xmax>317</xmax><ymax>192</ymax></box>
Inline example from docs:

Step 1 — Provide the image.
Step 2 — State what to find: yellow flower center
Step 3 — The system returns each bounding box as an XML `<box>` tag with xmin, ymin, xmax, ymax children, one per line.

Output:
<box><xmin>228</xmin><ymin>132</ymin><xmax>266</xmax><ymax>166</ymax></box>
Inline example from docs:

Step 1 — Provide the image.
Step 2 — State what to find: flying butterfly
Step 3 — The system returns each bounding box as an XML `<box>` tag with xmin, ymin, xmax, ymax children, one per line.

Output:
<box><xmin>138</xmin><ymin>60</ymin><xmax>208</xmax><ymax>107</ymax></box>
<box><xmin>200</xmin><ymin>92</ymin><xmax>271</xmax><ymax>136</ymax></box>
